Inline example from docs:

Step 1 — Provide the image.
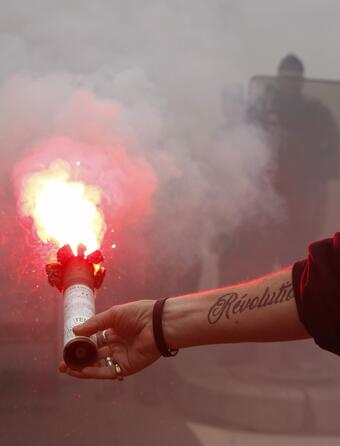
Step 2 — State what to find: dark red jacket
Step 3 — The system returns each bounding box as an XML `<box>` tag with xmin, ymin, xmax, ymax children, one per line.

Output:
<box><xmin>293</xmin><ymin>233</ymin><xmax>340</xmax><ymax>355</ymax></box>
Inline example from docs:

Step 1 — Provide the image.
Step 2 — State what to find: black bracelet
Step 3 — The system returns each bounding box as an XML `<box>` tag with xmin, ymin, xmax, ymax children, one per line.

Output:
<box><xmin>152</xmin><ymin>297</ymin><xmax>179</xmax><ymax>357</ymax></box>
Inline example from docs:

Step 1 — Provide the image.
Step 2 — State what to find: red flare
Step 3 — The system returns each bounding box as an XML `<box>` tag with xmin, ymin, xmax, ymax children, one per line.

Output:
<box><xmin>46</xmin><ymin>244</ymin><xmax>105</xmax><ymax>291</ymax></box>
<box><xmin>86</xmin><ymin>249</ymin><xmax>104</xmax><ymax>264</ymax></box>
<box><xmin>57</xmin><ymin>244</ymin><xmax>74</xmax><ymax>265</ymax></box>
<box><xmin>94</xmin><ymin>267</ymin><xmax>106</xmax><ymax>289</ymax></box>
<box><xmin>77</xmin><ymin>244</ymin><xmax>87</xmax><ymax>259</ymax></box>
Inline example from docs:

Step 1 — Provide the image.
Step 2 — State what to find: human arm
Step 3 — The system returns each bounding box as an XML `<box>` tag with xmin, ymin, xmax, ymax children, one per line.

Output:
<box><xmin>59</xmin><ymin>265</ymin><xmax>309</xmax><ymax>380</ymax></box>
<box><xmin>167</xmin><ymin>233</ymin><xmax>340</xmax><ymax>354</ymax></box>
<box><xmin>163</xmin><ymin>265</ymin><xmax>309</xmax><ymax>350</ymax></box>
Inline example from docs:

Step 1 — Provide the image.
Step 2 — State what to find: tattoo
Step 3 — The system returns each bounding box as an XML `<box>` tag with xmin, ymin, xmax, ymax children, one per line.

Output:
<box><xmin>207</xmin><ymin>281</ymin><xmax>294</xmax><ymax>324</ymax></box>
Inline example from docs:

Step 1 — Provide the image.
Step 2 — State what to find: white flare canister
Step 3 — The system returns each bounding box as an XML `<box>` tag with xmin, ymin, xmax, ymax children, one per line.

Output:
<box><xmin>62</xmin><ymin>257</ymin><xmax>97</xmax><ymax>370</ymax></box>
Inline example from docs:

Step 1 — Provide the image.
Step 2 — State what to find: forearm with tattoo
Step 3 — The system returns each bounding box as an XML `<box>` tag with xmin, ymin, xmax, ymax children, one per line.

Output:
<box><xmin>208</xmin><ymin>281</ymin><xmax>294</xmax><ymax>324</ymax></box>
<box><xmin>163</xmin><ymin>268</ymin><xmax>309</xmax><ymax>349</ymax></box>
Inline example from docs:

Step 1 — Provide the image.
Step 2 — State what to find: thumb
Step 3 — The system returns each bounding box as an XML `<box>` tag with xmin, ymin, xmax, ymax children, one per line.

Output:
<box><xmin>73</xmin><ymin>307</ymin><xmax>116</xmax><ymax>337</ymax></box>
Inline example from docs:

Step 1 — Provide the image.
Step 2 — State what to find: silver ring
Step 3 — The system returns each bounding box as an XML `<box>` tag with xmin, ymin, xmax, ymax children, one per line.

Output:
<box><xmin>98</xmin><ymin>330</ymin><xmax>110</xmax><ymax>348</ymax></box>
<box><xmin>103</xmin><ymin>329</ymin><xmax>110</xmax><ymax>343</ymax></box>
<box><xmin>105</xmin><ymin>356</ymin><xmax>114</xmax><ymax>367</ymax></box>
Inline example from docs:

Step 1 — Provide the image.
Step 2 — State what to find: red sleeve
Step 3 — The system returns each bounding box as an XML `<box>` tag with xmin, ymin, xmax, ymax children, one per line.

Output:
<box><xmin>292</xmin><ymin>233</ymin><xmax>340</xmax><ymax>356</ymax></box>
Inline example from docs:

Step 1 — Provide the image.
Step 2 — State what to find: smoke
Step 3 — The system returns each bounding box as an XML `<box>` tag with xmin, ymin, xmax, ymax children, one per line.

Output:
<box><xmin>0</xmin><ymin>1</ymin><xmax>290</xmax><ymax>293</ymax></box>
<box><xmin>7</xmin><ymin>0</ymin><xmax>339</xmax><ymax>292</ymax></box>
<box><xmin>2</xmin><ymin>3</ymin><xmax>340</xmax><ymax>442</ymax></box>
<box><xmin>1</xmin><ymin>68</ymin><xmax>282</xmax><ymax>290</ymax></box>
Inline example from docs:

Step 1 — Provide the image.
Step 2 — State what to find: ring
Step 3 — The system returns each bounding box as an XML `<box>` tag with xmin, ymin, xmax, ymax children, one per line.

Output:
<box><xmin>105</xmin><ymin>356</ymin><xmax>124</xmax><ymax>381</ymax></box>
<box><xmin>98</xmin><ymin>329</ymin><xmax>110</xmax><ymax>347</ymax></box>
<box><xmin>98</xmin><ymin>331</ymin><xmax>107</xmax><ymax>348</ymax></box>
<box><xmin>114</xmin><ymin>362</ymin><xmax>124</xmax><ymax>381</ymax></box>
<box><xmin>105</xmin><ymin>356</ymin><xmax>114</xmax><ymax>367</ymax></box>
<box><xmin>103</xmin><ymin>329</ymin><xmax>110</xmax><ymax>343</ymax></box>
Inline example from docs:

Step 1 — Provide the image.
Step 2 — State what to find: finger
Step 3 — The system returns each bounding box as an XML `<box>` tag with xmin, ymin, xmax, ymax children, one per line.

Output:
<box><xmin>65</xmin><ymin>368</ymin><xmax>88</xmax><ymax>379</ymax></box>
<box><xmin>73</xmin><ymin>307</ymin><xmax>117</xmax><ymax>337</ymax></box>
<box><xmin>81</xmin><ymin>364</ymin><xmax>125</xmax><ymax>380</ymax></box>
<box><xmin>59</xmin><ymin>361</ymin><xmax>68</xmax><ymax>373</ymax></box>
<box><xmin>59</xmin><ymin>357</ymin><xmax>102</xmax><ymax>374</ymax></box>
<box><xmin>98</xmin><ymin>358</ymin><xmax>107</xmax><ymax>368</ymax></box>
<box><xmin>96</xmin><ymin>329</ymin><xmax>122</xmax><ymax>347</ymax></box>
<box><xmin>96</xmin><ymin>330</ymin><xmax>107</xmax><ymax>348</ymax></box>
<box><xmin>58</xmin><ymin>363</ymin><xmax>89</xmax><ymax>379</ymax></box>
<box><xmin>96</xmin><ymin>345</ymin><xmax>113</xmax><ymax>360</ymax></box>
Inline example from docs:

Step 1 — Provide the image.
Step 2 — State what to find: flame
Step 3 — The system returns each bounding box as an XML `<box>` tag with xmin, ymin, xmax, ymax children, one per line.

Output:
<box><xmin>20</xmin><ymin>160</ymin><xmax>106</xmax><ymax>254</ymax></box>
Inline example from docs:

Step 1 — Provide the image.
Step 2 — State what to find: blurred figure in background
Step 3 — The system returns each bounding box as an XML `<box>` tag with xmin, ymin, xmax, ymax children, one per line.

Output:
<box><xmin>255</xmin><ymin>54</ymin><xmax>339</xmax><ymax>266</ymax></box>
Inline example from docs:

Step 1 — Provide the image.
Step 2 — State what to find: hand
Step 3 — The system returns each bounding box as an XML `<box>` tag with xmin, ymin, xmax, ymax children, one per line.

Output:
<box><xmin>59</xmin><ymin>299</ymin><xmax>160</xmax><ymax>380</ymax></box>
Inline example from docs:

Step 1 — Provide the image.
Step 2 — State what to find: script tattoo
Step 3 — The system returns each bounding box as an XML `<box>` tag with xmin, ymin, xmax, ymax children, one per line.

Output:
<box><xmin>207</xmin><ymin>281</ymin><xmax>294</xmax><ymax>324</ymax></box>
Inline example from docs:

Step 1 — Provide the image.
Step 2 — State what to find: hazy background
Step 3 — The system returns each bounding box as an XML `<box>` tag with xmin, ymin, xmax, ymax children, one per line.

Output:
<box><xmin>1</xmin><ymin>1</ymin><xmax>340</xmax><ymax>445</ymax></box>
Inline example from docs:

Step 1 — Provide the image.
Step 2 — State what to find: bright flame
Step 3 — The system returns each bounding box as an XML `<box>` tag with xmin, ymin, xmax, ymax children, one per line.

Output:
<box><xmin>20</xmin><ymin>160</ymin><xmax>106</xmax><ymax>253</ymax></box>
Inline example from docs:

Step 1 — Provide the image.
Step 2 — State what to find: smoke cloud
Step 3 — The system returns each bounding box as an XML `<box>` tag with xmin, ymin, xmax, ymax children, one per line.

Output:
<box><xmin>3</xmin><ymin>3</ymin><xmax>340</xmax><ymax>446</ymax></box>
<box><xmin>0</xmin><ymin>0</ymin><xmax>301</xmax><ymax>292</ymax></box>
<box><xmin>2</xmin><ymin>0</ymin><xmax>339</xmax><ymax>290</ymax></box>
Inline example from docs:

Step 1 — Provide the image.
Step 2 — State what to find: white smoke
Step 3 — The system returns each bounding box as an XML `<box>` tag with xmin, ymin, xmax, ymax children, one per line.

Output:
<box><xmin>2</xmin><ymin>0</ymin><xmax>337</xmax><ymax>288</ymax></box>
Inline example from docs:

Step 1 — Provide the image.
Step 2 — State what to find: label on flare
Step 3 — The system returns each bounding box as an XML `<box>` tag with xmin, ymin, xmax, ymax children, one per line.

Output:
<box><xmin>63</xmin><ymin>284</ymin><xmax>96</xmax><ymax>347</ymax></box>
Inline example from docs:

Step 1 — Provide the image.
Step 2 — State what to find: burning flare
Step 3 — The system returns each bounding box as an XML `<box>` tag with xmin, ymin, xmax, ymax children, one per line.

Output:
<box><xmin>20</xmin><ymin>160</ymin><xmax>106</xmax><ymax>253</ymax></box>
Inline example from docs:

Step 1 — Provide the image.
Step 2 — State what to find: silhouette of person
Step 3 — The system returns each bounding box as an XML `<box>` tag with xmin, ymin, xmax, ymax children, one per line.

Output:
<box><xmin>252</xmin><ymin>54</ymin><xmax>339</xmax><ymax>266</ymax></box>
